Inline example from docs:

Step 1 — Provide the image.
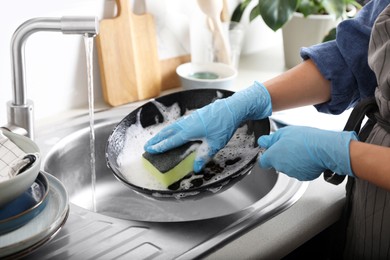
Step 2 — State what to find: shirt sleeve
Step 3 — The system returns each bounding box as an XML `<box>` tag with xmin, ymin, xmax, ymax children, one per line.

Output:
<box><xmin>300</xmin><ymin>0</ymin><xmax>390</xmax><ymax>114</ymax></box>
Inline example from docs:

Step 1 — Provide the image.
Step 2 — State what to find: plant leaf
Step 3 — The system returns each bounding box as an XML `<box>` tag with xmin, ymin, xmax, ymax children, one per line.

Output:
<box><xmin>259</xmin><ymin>0</ymin><xmax>300</xmax><ymax>31</ymax></box>
<box><xmin>250</xmin><ymin>4</ymin><xmax>260</xmax><ymax>22</ymax></box>
<box><xmin>322</xmin><ymin>0</ymin><xmax>344</xmax><ymax>17</ymax></box>
<box><xmin>231</xmin><ymin>0</ymin><xmax>253</xmax><ymax>22</ymax></box>
<box><xmin>322</xmin><ymin>27</ymin><xmax>337</xmax><ymax>42</ymax></box>
<box><xmin>298</xmin><ymin>0</ymin><xmax>326</xmax><ymax>16</ymax></box>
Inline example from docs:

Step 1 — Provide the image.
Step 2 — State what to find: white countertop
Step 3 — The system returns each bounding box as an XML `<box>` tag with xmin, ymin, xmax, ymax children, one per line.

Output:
<box><xmin>35</xmin><ymin>39</ymin><xmax>349</xmax><ymax>259</ymax></box>
<box><xmin>207</xmin><ymin>177</ymin><xmax>346</xmax><ymax>259</ymax></box>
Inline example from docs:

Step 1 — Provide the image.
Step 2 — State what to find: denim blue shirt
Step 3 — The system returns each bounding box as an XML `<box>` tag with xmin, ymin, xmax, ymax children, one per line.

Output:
<box><xmin>300</xmin><ymin>0</ymin><xmax>390</xmax><ymax>114</ymax></box>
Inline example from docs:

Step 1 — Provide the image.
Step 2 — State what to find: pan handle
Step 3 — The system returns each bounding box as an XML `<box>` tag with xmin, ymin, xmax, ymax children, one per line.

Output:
<box><xmin>323</xmin><ymin>169</ymin><xmax>346</xmax><ymax>185</ymax></box>
<box><xmin>322</xmin><ymin>97</ymin><xmax>378</xmax><ymax>185</ymax></box>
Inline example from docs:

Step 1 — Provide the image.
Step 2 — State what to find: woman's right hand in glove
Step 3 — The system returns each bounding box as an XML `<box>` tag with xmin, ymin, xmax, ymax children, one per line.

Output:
<box><xmin>144</xmin><ymin>82</ymin><xmax>273</xmax><ymax>172</ymax></box>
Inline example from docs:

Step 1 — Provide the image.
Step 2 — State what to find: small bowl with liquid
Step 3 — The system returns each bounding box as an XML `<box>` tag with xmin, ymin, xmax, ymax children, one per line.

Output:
<box><xmin>176</xmin><ymin>62</ymin><xmax>237</xmax><ymax>90</ymax></box>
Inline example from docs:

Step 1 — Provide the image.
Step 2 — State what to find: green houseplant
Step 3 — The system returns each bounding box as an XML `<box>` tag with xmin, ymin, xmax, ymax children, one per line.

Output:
<box><xmin>232</xmin><ymin>0</ymin><xmax>361</xmax><ymax>31</ymax></box>
<box><xmin>231</xmin><ymin>0</ymin><xmax>361</xmax><ymax>68</ymax></box>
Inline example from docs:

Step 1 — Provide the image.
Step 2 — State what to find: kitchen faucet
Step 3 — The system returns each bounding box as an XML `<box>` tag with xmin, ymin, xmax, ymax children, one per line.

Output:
<box><xmin>4</xmin><ymin>17</ymin><xmax>99</xmax><ymax>139</ymax></box>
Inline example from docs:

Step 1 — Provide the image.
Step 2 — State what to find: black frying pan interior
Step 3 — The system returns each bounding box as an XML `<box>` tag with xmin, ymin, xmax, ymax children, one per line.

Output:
<box><xmin>106</xmin><ymin>89</ymin><xmax>270</xmax><ymax>200</ymax></box>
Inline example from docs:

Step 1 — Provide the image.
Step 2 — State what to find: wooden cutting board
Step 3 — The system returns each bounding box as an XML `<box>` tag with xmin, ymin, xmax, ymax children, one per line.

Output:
<box><xmin>96</xmin><ymin>0</ymin><xmax>161</xmax><ymax>106</ymax></box>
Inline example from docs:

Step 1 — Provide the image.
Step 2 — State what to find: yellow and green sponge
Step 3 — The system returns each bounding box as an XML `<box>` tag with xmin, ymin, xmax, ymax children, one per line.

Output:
<box><xmin>142</xmin><ymin>142</ymin><xmax>199</xmax><ymax>188</ymax></box>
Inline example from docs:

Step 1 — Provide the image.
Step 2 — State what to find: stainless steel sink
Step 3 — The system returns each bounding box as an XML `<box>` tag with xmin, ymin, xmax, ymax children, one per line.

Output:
<box><xmin>29</xmin><ymin>104</ymin><xmax>308</xmax><ymax>259</ymax></box>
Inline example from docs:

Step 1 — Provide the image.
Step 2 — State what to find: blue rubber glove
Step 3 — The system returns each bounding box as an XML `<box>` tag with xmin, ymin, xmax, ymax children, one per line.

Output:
<box><xmin>144</xmin><ymin>82</ymin><xmax>272</xmax><ymax>172</ymax></box>
<box><xmin>258</xmin><ymin>126</ymin><xmax>358</xmax><ymax>181</ymax></box>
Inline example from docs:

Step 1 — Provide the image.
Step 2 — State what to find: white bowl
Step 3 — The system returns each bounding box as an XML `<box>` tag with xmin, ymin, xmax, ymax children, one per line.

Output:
<box><xmin>176</xmin><ymin>62</ymin><xmax>237</xmax><ymax>90</ymax></box>
<box><xmin>0</xmin><ymin>130</ymin><xmax>41</xmax><ymax>207</ymax></box>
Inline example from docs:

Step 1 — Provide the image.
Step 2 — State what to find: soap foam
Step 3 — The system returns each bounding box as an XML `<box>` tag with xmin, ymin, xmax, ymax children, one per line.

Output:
<box><xmin>117</xmin><ymin>102</ymin><xmax>183</xmax><ymax>190</ymax></box>
<box><xmin>117</xmin><ymin>101</ymin><xmax>259</xmax><ymax>192</ymax></box>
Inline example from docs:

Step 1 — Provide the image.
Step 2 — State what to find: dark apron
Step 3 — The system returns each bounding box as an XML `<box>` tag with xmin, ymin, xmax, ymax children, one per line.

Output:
<box><xmin>327</xmin><ymin>5</ymin><xmax>390</xmax><ymax>259</ymax></box>
<box><xmin>324</xmin><ymin>96</ymin><xmax>389</xmax><ymax>258</ymax></box>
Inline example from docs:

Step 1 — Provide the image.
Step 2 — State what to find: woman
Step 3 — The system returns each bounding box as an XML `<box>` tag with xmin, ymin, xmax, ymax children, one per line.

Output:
<box><xmin>145</xmin><ymin>0</ymin><xmax>390</xmax><ymax>257</ymax></box>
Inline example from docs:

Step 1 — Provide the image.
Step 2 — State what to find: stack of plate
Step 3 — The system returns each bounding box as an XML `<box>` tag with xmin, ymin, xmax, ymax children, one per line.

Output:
<box><xmin>0</xmin><ymin>172</ymin><xmax>49</xmax><ymax>235</ymax></box>
<box><xmin>0</xmin><ymin>131</ymin><xmax>69</xmax><ymax>258</ymax></box>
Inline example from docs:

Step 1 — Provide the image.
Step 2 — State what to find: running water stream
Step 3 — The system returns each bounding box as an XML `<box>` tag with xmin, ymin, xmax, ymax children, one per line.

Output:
<box><xmin>84</xmin><ymin>35</ymin><xmax>96</xmax><ymax>212</ymax></box>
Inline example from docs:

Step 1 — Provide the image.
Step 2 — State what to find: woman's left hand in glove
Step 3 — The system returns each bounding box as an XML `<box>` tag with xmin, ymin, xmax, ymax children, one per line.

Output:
<box><xmin>258</xmin><ymin>126</ymin><xmax>358</xmax><ymax>181</ymax></box>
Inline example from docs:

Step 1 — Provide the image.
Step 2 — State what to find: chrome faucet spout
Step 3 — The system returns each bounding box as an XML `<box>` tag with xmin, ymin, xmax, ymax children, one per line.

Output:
<box><xmin>5</xmin><ymin>16</ymin><xmax>99</xmax><ymax>139</ymax></box>
<box><xmin>61</xmin><ymin>16</ymin><xmax>99</xmax><ymax>36</ymax></box>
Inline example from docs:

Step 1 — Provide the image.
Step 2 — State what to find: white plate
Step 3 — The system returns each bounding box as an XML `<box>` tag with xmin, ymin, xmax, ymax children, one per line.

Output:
<box><xmin>0</xmin><ymin>172</ymin><xmax>69</xmax><ymax>258</ymax></box>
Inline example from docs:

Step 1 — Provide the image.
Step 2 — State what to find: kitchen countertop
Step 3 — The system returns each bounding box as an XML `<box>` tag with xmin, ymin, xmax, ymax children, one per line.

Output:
<box><xmin>208</xmin><ymin>179</ymin><xmax>346</xmax><ymax>259</ymax></box>
<box><xmin>33</xmin><ymin>38</ymin><xmax>349</xmax><ymax>259</ymax></box>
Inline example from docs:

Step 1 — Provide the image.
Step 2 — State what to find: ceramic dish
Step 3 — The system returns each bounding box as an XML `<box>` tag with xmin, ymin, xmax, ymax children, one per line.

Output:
<box><xmin>106</xmin><ymin>89</ymin><xmax>270</xmax><ymax>200</ymax></box>
<box><xmin>176</xmin><ymin>62</ymin><xmax>237</xmax><ymax>90</ymax></box>
<box><xmin>0</xmin><ymin>130</ymin><xmax>41</xmax><ymax>207</ymax></box>
<box><xmin>0</xmin><ymin>172</ymin><xmax>69</xmax><ymax>258</ymax></box>
<box><xmin>0</xmin><ymin>172</ymin><xmax>49</xmax><ymax>235</ymax></box>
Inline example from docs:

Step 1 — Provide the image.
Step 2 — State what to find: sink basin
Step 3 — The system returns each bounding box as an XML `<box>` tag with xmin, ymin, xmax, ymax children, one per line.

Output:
<box><xmin>44</xmin><ymin>120</ymin><xmax>275</xmax><ymax>222</ymax></box>
<box><xmin>30</xmin><ymin>104</ymin><xmax>308</xmax><ymax>259</ymax></box>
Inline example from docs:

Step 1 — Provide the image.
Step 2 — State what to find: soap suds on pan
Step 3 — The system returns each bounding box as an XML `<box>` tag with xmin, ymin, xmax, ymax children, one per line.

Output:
<box><xmin>117</xmin><ymin>102</ymin><xmax>183</xmax><ymax>190</ymax></box>
<box><xmin>117</xmin><ymin>101</ymin><xmax>259</xmax><ymax>191</ymax></box>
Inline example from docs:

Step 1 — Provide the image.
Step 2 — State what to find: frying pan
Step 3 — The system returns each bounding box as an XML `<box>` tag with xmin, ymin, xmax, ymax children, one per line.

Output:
<box><xmin>106</xmin><ymin>89</ymin><xmax>270</xmax><ymax>200</ymax></box>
